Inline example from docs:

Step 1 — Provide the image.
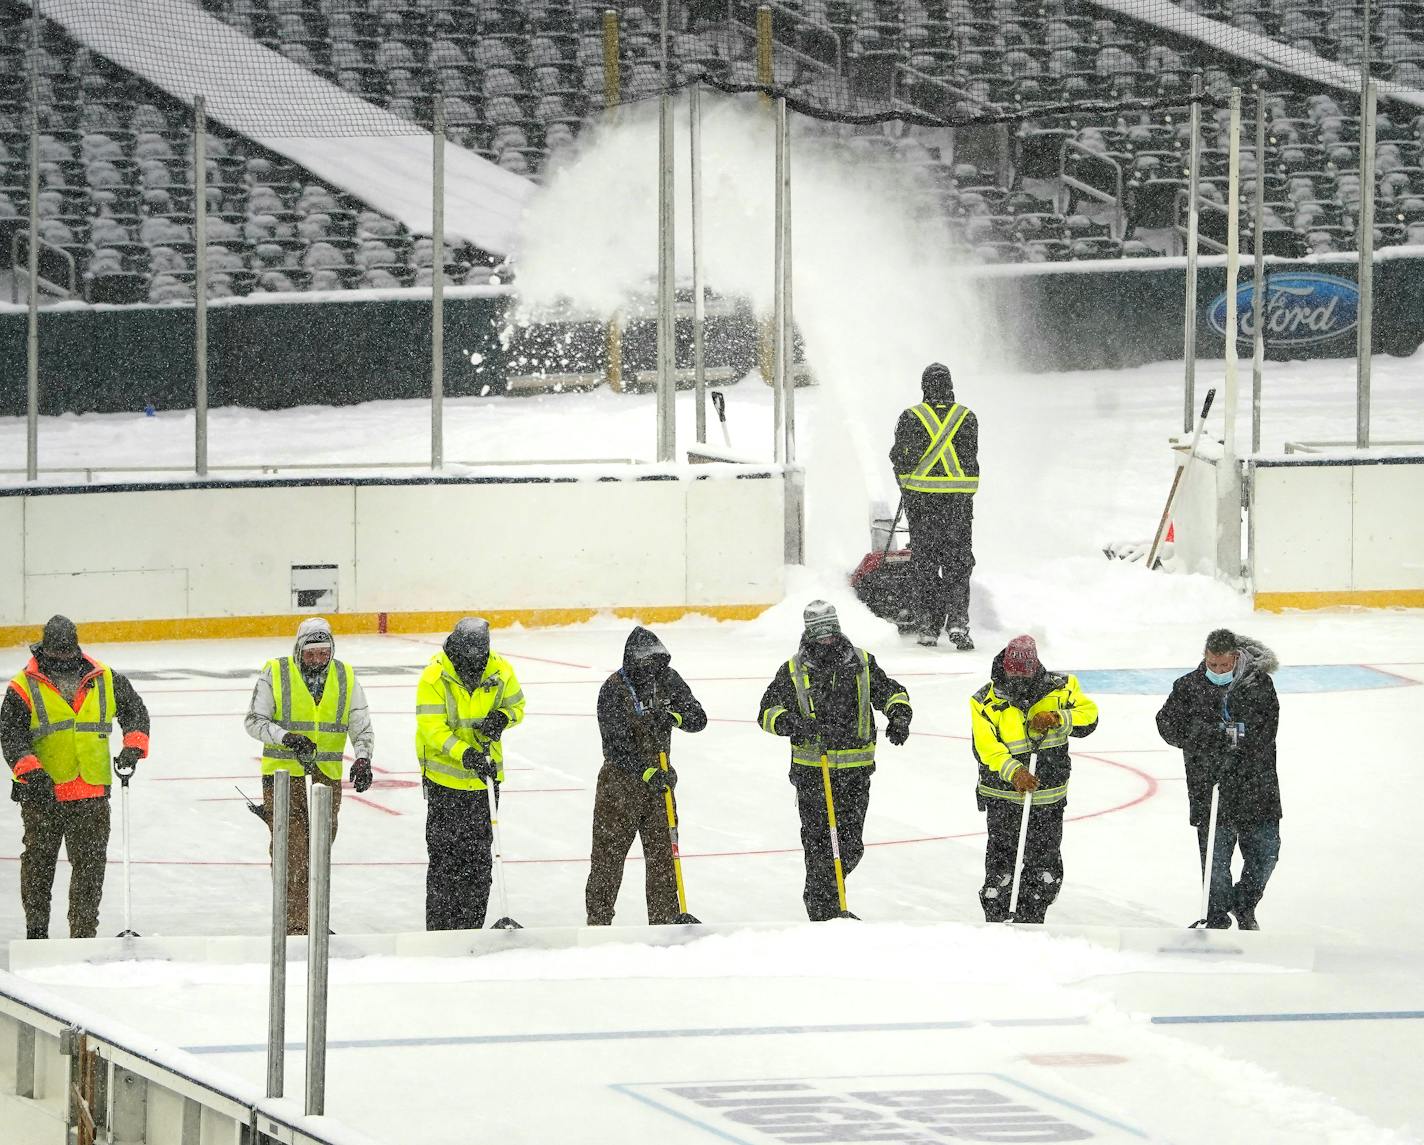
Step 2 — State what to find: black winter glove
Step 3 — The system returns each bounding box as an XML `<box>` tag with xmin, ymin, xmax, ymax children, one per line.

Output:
<box><xmin>776</xmin><ymin>711</ymin><xmax>812</xmax><ymax>740</ymax></box>
<box><xmin>16</xmin><ymin>771</ymin><xmax>55</xmax><ymax>807</ymax></box>
<box><xmin>646</xmin><ymin>705</ymin><xmax>677</xmax><ymax>734</ymax></box>
<box><xmin>462</xmin><ymin>747</ymin><xmax>499</xmax><ymax>783</ymax></box>
<box><xmin>642</xmin><ymin>765</ymin><xmax>677</xmax><ymax>793</ymax></box>
<box><xmin>478</xmin><ymin>711</ymin><xmax>509</xmax><ymax>741</ymax></box>
<box><xmin>349</xmin><ymin>758</ymin><xmax>373</xmax><ymax>793</ymax></box>
<box><xmin>282</xmin><ymin>732</ymin><xmax>318</xmax><ymax>761</ymax></box>
<box><xmin>885</xmin><ymin>710</ymin><xmax>912</xmax><ymax>746</ymax></box>
<box><xmin>114</xmin><ymin>746</ymin><xmax>143</xmax><ymax>780</ymax></box>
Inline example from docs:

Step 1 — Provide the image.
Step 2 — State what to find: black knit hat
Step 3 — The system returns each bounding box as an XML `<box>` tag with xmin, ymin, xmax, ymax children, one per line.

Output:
<box><xmin>32</xmin><ymin>614</ymin><xmax>80</xmax><ymax>658</ymax></box>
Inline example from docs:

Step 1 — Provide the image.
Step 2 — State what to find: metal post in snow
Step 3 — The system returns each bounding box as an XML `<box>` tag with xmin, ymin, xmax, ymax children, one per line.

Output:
<box><xmin>1183</xmin><ymin>72</ymin><xmax>1203</xmax><ymax>436</ymax></box>
<box><xmin>657</xmin><ymin>90</ymin><xmax>676</xmax><ymax>462</ymax></box>
<box><xmin>783</xmin><ymin>100</ymin><xmax>795</xmax><ymax>465</ymax></box>
<box><xmin>266</xmin><ymin>769</ymin><xmax>289</xmax><ymax>1099</ymax></box>
<box><xmin>195</xmin><ymin>94</ymin><xmax>209</xmax><ymax>477</ymax></box>
<box><xmin>305</xmin><ymin>782</ymin><xmax>332</xmax><ymax>1116</ymax></box>
<box><xmin>1224</xmin><ymin>89</ymin><xmax>1241</xmax><ymax>466</ymax></box>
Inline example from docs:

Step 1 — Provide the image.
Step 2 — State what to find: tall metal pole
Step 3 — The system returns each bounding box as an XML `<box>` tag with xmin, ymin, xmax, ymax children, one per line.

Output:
<box><xmin>304</xmin><ymin>782</ymin><xmax>332</xmax><ymax>1117</ymax></box>
<box><xmin>265</xmin><ymin>769</ymin><xmax>290</xmax><ymax>1100</ymax></box>
<box><xmin>603</xmin><ymin>10</ymin><xmax>623</xmax><ymax>392</ymax></box>
<box><xmin>690</xmin><ymin>84</ymin><xmax>707</xmax><ymax>444</ymax></box>
<box><xmin>1224</xmin><ymin>89</ymin><xmax>1241</xmax><ymax>465</ymax></box>
<box><xmin>25</xmin><ymin>4</ymin><xmax>40</xmax><ymax>482</ymax></box>
<box><xmin>655</xmin><ymin>0</ymin><xmax>676</xmax><ymax>462</ymax></box>
<box><xmin>1183</xmin><ymin>72</ymin><xmax>1203</xmax><ymax>436</ymax></box>
<box><xmin>782</xmin><ymin>103</ymin><xmax>795</xmax><ymax>464</ymax></box>
<box><xmin>772</xmin><ymin>98</ymin><xmax>786</xmax><ymax>463</ymax></box>
<box><xmin>431</xmin><ymin>93</ymin><xmax>445</xmax><ymax>469</ymax></box>
<box><xmin>1251</xmin><ymin>88</ymin><xmax>1266</xmax><ymax>456</ymax></box>
<box><xmin>1357</xmin><ymin>78</ymin><xmax>1376</xmax><ymax>449</ymax></box>
<box><xmin>194</xmin><ymin>94</ymin><xmax>209</xmax><ymax>477</ymax></box>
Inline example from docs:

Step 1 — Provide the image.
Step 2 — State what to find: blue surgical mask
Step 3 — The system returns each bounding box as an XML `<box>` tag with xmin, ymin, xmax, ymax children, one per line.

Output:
<box><xmin>1205</xmin><ymin>666</ymin><xmax>1234</xmax><ymax>686</ymax></box>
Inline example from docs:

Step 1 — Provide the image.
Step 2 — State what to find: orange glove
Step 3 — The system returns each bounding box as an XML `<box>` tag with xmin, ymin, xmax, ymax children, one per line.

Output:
<box><xmin>1028</xmin><ymin>710</ymin><xmax>1061</xmax><ymax>733</ymax></box>
<box><xmin>1011</xmin><ymin>769</ymin><xmax>1039</xmax><ymax>792</ymax></box>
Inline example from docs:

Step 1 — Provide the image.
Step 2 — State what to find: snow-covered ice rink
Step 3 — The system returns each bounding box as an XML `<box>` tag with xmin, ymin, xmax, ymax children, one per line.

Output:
<box><xmin>2</xmin><ymin>348</ymin><xmax>1423</xmax><ymax>1143</ymax></box>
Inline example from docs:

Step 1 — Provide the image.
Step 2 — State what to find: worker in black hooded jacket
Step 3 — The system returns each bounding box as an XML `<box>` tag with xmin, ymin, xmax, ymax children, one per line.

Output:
<box><xmin>758</xmin><ymin>601</ymin><xmax>912</xmax><ymax>920</ymax></box>
<box><xmin>585</xmin><ymin>627</ymin><xmax>707</xmax><ymax>925</ymax></box>
<box><xmin>889</xmin><ymin>362</ymin><xmax>980</xmax><ymax>650</ymax></box>
<box><xmin>1156</xmin><ymin>629</ymin><xmax>1281</xmax><ymax>930</ymax></box>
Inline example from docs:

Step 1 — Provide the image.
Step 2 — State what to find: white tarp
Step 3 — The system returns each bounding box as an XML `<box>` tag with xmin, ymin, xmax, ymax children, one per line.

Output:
<box><xmin>37</xmin><ymin>0</ymin><xmax>536</xmax><ymax>253</ymax></box>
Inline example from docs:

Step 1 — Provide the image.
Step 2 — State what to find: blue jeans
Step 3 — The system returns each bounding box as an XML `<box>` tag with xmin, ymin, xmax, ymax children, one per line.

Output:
<box><xmin>1196</xmin><ymin>820</ymin><xmax>1281</xmax><ymax>921</ymax></box>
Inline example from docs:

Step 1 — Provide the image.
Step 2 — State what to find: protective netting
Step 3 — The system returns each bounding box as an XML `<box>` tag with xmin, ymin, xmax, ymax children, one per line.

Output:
<box><xmin>4</xmin><ymin>0</ymin><xmax>1421</xmax><ymax>300</ymax></box>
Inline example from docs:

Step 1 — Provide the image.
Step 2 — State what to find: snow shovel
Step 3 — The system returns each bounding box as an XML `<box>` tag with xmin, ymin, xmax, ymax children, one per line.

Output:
<box><xmin>1004</xmin><ymin>757</ymin><xmax>1037</xmax><ymax>925</ymax></box>
<box><xmin>484</xmin><ymin>775</ymin><xmax>522</xmax><ymax>930</ymax></box>
<box><xmin>116</xmin><ymin>769</ymin><xmax>139</xmax><ymax>938</ymax></box>
<box><xmin>817</xmin><ymin>745</ymin><xmax>859</xmax><ymax>920</ymax></box>
<box><xmin>1189</xmin><ymin>781</ymin><xmax>1223</xmax><ymax>929</ymax></box>
<box><xmin>658</xmin><ymin>750</ymin><xmax>701</xmax><ymax>925</ymax></box>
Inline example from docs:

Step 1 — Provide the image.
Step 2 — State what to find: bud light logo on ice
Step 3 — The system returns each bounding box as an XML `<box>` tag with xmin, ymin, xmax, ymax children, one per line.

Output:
<box><xmin>1207</xmin><ymin>273</ymin><xmax>1359</xmax><ymax>345</ymax></box>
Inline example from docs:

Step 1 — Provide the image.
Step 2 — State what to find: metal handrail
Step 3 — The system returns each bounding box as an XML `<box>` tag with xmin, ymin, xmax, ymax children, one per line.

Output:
<box><xmin>1059</xmin><ymin>138</ymin><xmax>1127</xmax><ymax>239</ymax></box>
<box><xmin>1283</xmin><ymin>440</ymin><xmax>1424</xmax><ymax>454</ymax></box>
<box><xmin>891</xmin><ymin>62</ymin><xmax>971</xmax><ymax>116</ymax></box>
<box><xmin>1173</xmin><ymin>187</ymin><xmax>1229</xmax><ymax>254</ymax></box>
<box><xmin>9</xmin><ymin>232</ymin><xmax>76</xmax><ymax>302</ymax></box>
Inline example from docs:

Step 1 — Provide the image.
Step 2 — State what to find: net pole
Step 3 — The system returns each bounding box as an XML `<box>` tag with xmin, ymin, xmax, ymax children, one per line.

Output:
<box><xmin>657</xmin><ymin>90</ymin><xmax>676</xmax><ymax>462</ymax></box>
<box><xmin>194</xmin><ymin>94</ymin><xmax>209</xmax><ymax>478</ymax></box>
<box><xmin>1183</xmin><ymin>72</ymin><xmax>1203</xmax><ymax>436</ymax></box>
<box><xmin>1222</xmin><ymin>89</ymin><xmax>1242</xmax><ymax>581</ymax></box>
<box><xmin>782</xmin><ymin>101</ymin><xmax>795</xmax><ymax>465</ymax></box>
<box><xmin>25</xmin><ymin>4</ymin><xmax>40</xmax><ymax>482</ymax></box>
<box><xmin>603</xmin><ymin>11</ymin><xmax>623</xmax><ymax>393</ymax></box>
<box><xmin>1251</xmin><ymin>89</ymin><xmax>1266</xmax><ymax>456</ymax></box>
<box><xmin>1224</xmin><ymin>89</ymin><xmax>1241</xmax><ymax>465</ymax></box>
<box><xmin>772</xmin><ymin>98</ymin><xmax>786</xmax><ymax>464</ymax></box>
<box><xmin>431</xmin><ymin>93</ymin><xmax>445</xmax><ymax>469</ymax></box>
<box><xmin>1357</xmin><ymin>79</ymin><xmax>1376</xmax><ymax>449</ymax></box>
<box><xmin>690</xmin><ymin>84</ymin><xmax>707</xmax><ymax>445</ymax></box>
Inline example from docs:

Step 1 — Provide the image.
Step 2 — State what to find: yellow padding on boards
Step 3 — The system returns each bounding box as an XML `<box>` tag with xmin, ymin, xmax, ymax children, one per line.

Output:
<box><xmin>1255</xmin><ymin>590</ymin><xmax>1424</xmax><ymax>612</ymax></box>
<box><xmin>0</xmin><ymin>604</ymin><xmax>772</xmax><ymax>645</ymax></box>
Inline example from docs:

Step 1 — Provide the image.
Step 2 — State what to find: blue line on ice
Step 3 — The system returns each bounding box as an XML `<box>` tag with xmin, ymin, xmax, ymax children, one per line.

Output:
<box><xmin>181</xmin><ymin>1009</ymin><xmax>1424</xmax><ymax>1055</ymax></box>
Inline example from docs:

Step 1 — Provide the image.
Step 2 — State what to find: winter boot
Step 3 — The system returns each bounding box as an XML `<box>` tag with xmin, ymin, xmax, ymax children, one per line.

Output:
<box><xmin>1232</xmin><ymin>906</ymin><xmax>1259</xmax><ymax>931</ymax></box>
<box><xmin>947</xmin><ymin>627</ymin><xmax>974</xmax><ymax>651</ymax></box>
<box><xmin>916</xmin><ymin>634</ymin><xmax>938</xmax><ymax>647</ymax></box>
<box><xmin>1204</xmin><ymin>912</ymin><xmax>1232</xmax><ymax>929</ymax></box>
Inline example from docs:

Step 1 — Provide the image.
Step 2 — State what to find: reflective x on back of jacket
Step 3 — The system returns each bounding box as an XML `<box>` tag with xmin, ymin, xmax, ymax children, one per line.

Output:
<box><xmin>898</xmin><ymin>402</ymin><xmax>979</xmax><ymax>494</ymax></box>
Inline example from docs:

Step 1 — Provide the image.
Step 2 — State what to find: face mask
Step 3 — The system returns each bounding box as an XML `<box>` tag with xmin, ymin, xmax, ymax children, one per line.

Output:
<box><xmin>1205</xmin><ymin>666</ymin><xmax>1234</xmax><ymax>686</ymax></box>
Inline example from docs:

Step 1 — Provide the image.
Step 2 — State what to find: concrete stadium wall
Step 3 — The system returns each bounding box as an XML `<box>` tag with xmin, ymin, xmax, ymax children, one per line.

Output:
<box><xmin>0</xmin><ymin>469</ymin><xmax>785</xmax><ymax>642</ymax></box>
<box><xmin>1249</xmin><ymin>456</ymin><xmax>1424</xmax><ymax>610</ymax></box>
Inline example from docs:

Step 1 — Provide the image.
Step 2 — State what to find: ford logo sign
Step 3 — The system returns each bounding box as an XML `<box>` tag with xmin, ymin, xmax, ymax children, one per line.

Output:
<box><xmin>1207</xmin><ymin>273</ymin><xmax>1359</xmax><ymax>346</ymax></box>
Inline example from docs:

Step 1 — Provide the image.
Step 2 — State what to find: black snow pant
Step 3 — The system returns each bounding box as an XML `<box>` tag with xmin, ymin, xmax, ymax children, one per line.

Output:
<box><xmin>906</xmin><ymin>494</ymin><xmax>975</xmax><ymax>638</ymax></box>
<box><xmin>584</xmin><ymin>763</ymin><xmax>680</xmax><ymax>925</ymax></box>
<box><xmin>791</xmin><ymin>765</ymin><xmax>872</xmax><ymax>921</ymax></box>
<box><xmin>424</xmin><ymin>780</ymin><xmax>495</xmax><ymax>931</ymax></box>
<box><xmin>980</xmin><ymin>798</ymin><xmax>1065</xmax><ymax>924</ymax></box>
<box><xmin>1196</xmin><ymin>819</ymin><xmax>1281</xmax><ymax>925</ymax></box>
<box><xmin>19</xmin><ymin>794</ymin><xmax>110</xmax><ymax>939</ymax></box>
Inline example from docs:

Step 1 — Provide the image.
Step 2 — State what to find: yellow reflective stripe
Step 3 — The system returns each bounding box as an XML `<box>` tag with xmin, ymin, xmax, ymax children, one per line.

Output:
<box><xmin>978</xmin><ymin>783</ymin><xmax>1069</xmax><ymax>804</ymax></box>
<box><xmin>761</xmin><ymin>706</ymin><xmax>787</xmax><ymax>733</ymax></box>
<box><xmin>501</xmin><ymin>689</ymin><xmax>525</xmax><ymax>707</ymax></box>
<box><xmin>898</xmin><ymin>475</ymin><xmax>979</xmax><ymax>493</ymax></box>
<box><xmin>72</xmin><ymin>722</ymin><xmax>109</xmax><ymax>733</ymax></box>
<box><xmin>415</xmin><ymin>704</ymin><xmax>446</xmax><ymax>715</ymax></box>
<box><xmin>424</xmin><ymin>757</ymin><xmax>474</xmax><ymax>780</ymax></box>
<box><xmin>1002</xmin><ymin>739</ymin><xmax>1030</xmax><ymax>753</ymax></box>
<box><xmin>885</xmin><ymin>692</ymin><xmax>910</xmax><ymax>710</ymax></box>
<box><xmin>792</xmin><ymin>745</ymin><xmax>875</xmax><ymax>767</ymax></box>
<box><xmin>898</xmin><ymin>402</ymin><xmax>979</xmax><ymax>495</ymax></box>
<box><xmin>34</xmin><ymin>718</ymin><xmax>76</xmax><ymax>735</ymax></box>
<box><xmin>855</xmin><ymin>650</ymin><xmax>871</xmax><ymax>742</ymax></box>
<box><xmin>441</xmin><ymin>735</ymin><xmax>465</xmax><ymax>756</ymax></box>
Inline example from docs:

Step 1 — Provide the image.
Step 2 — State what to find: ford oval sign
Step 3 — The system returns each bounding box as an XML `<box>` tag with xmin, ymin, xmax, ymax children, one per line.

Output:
<box><xmin>1207</xmin><ymin>273</ymin><xmax>1359</xmax><ymax>346</ymax></box>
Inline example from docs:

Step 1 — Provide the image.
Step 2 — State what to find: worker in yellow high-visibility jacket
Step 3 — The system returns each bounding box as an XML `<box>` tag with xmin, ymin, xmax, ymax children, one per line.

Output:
<box><xmin>889</xmin><ymin>362</ymin><xmax>980</xmax><ymax>650</ymax></box>
<box><xmin>415</xmin><ymin>617</ymin><xmax>526</xmax><ymax>931</ymax></box>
